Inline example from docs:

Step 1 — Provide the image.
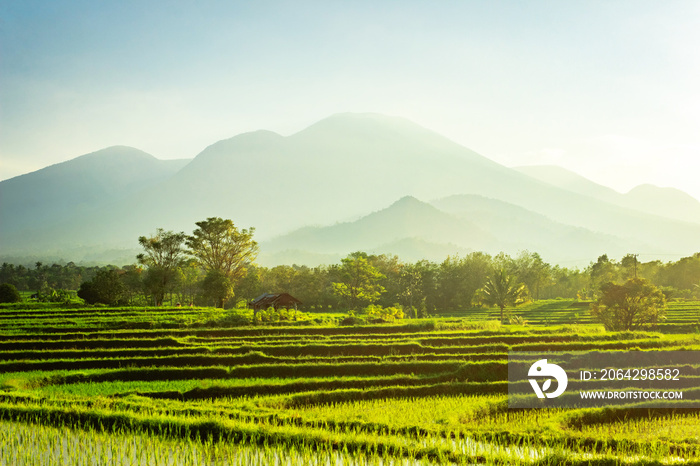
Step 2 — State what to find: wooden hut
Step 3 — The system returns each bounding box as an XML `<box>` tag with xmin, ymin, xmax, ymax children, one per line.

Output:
<box><xmin>248</xmin><ymin>292</ymin><xmax>302</xmax><ymax>311</ymax></box>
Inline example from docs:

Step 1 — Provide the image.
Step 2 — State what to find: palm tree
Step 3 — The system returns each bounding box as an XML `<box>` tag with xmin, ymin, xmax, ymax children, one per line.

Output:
<box><xmin>480</xmin><ymin>268</ymin><xmax>526</xmax><ymax>323</ymax></box>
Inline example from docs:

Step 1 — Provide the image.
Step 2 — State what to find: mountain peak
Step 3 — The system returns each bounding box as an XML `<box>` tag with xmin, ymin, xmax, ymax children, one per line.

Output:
<box><xmin>296</xmin><ymin>112</ymin><xmax>437</xmax><ymax>139</ymax></box>
<box><xmin>85</xmin><ymin>145</ymin><xmax>152</xmax><ymax>155</ymax></box>
<box><xmin>391</xmin><ymin>195</ymin><xmax>423</xmax><ymax>207</ymax></box>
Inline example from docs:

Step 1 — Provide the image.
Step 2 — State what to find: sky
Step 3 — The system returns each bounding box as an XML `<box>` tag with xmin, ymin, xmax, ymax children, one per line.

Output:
<box><xmin>2</xmin><ymin>1</ymin><xmax>699</xmax><ymax>199</ymax></box>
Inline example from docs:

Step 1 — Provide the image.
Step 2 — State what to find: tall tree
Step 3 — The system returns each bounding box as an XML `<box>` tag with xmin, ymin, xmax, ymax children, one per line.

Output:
<box><xmin>514</xmin><ymin>251</ymin><xmax>551</xmax><ymax>301</ymax></box>
<box><xmin>437</xmin><ymin>252</ymin><xmax>492</xmax><ymax>310</ymax></box>
<box><xmin>478</xmin><ymin>268</ymin><xmax>527</xmax><ymax>323</ymax></box>
<box><xmin>186</xmin><ymin>217</ymin><xmax>258</xmax><ymax>307</ymax></box>
<box><xmin>332</xmin><ymin>252</ymin><xmax>385</xmax><ymax>310</ymax></box>
<box><xmin>398</xmin><ymin>262</ymin><xmax>422</xmax><ymax>316</ymax></box>
<box><xmin>137</xmin><ymin>229</ymin><xmax>187</xmax><ymax>305</ymax></box>
<box><xmin>589</xmin><ymin>254</ymin><xmax>618</xmax><ymax>292</ymax></box>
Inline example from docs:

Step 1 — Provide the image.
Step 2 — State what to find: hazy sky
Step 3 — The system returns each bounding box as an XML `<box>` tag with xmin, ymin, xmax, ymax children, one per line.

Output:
<box><xmin>2</xmin><ymin>1</ymin><xmax>699</xmax><ymax>199</ymax></box>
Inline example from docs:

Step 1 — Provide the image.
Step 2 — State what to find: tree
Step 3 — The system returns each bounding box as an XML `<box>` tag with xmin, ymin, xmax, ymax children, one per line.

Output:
<box><xmin>31</xmin><ymin>261</ymin><xmax>47</xmax><ymax>296</ymax></box>
<box><xmin>437</xmin><ymin>252</ymin><xmax>492</xmax><ymax>311</ymax></box>
<box><xmin>200</xmin><ymin>270</ymin><xmax>234</xmax><ymax>308</ymax></box>
<box><xmin>398</xmin><ymin>263</ymin><xmax>422</xmax><ymax>317</ymax></box>
<box><xmin>137</xmin><ymin>229</ymin><xmax>187</xmax><ymax>305</ymax></box>
<box><xmin>478</xmin><ymin>268</ymin><xmax>527</xmax><ymax>323</ymax></box>
<box><xmin>186</xmin><ymin>218</ymin><xmax>258</xmax><ymax>308</ymax></box>
<box><xmin>590</xmin><ymin>277</ymin><xmax>667</xmax><ymax>331</ymax></box>
<box><xmin>120</xmin><ymin>265</ymin><xmax>145</xmax><ymax>305</ymax></box>
<box><xmin>233</xmin><ymin>265</ymin><xmax>264</xmax><ymax>306</ymax></box>
<box><xmin>332</xmin><ymin>252</ymin><xmax>386</xmax><ymax>310</ymax></box>
<box><xmin>513</xmin><ymin>251</ymin><xmax>551</xmax><ymax>301</ymax></box>
<box><xmin>77</xmin><ymin>269</ymin><xmax>126</xmax><ymax>305</ymax></box>
<box><xmin>176</xmin><ymin>260</ymin><xmax>202</xmax><ymax>306</ymax></box>
<box><xmin>589</xmin><ymin>254</ymin><xmax>618</xmax><ymax>292</ymax></box>
<box><xmin>620</xmin><ymin>254</ymin><xmax>639</xmax><ymax>280</ymax></box>
<box><xmin>0</xmin><ymin>283</ymin><xmax>21</xmax><ymax>303</ymax></box>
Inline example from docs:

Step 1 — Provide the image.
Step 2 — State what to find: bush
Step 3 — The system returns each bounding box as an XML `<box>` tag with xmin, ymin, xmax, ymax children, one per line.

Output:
<box><xmin>363</xmin><ymin>304</ymin><xmax>405</xmax><ymax>322</ymax></box>
<box><xmin>590</xmin><ymin>278</ymin><xmax>667</xmax><ymax>331</ymax></box>
<box><xmin>340</xmin><ymin>316</ymin><xmax>367</xmax><ymax>326</ymax></box>
<box><xmin>0</xmin><ymin>283</ymin><xmax>21</xmax><ymax>303</ymax></box>
<box><xmin>78</xmin><ymin>269</ymin><xmax>127</xmax><ymax>305</ymax></box>
<box><xmin>37</xmin><ymin>288</ymin><xmax>72</xmax><ymax>303</ymax></box>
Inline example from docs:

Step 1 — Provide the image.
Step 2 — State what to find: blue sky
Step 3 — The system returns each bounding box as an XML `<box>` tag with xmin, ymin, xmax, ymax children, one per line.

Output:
<box><xmin>2</xmin><ymin>1</ymin><xmax>699</xmax><ymax>199</ymax></box>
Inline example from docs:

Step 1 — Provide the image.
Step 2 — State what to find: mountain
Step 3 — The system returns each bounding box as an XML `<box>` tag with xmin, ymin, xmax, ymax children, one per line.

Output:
<box><xmin>260</xmin><ymin>195</ymin><xmax>642</xmax><ymax>266</ymax></box>
<box><xmin>622</xmin><ymin>184</ymin><xmax>700</xmax><ymax>223</ymax></box>
<box><xmin>430</xmin><ymin>194</ymin><xmax>644</xmax><ymax>264</ymax></box>
<box><xmin>263</xmin><ymin>196</ymin><xmax>493</xmax><ymax>253</ymax></box>
<box><xmin>514</xmin><ymin>165</ymin><xmax>700</xmax><ymax>224</ymax></box>
<box><xmin>133</xmin><ymin>112</ymin><xmax>516</xmax><ymax>235</ymax></box>
<box><xmin>2</xmin><ymin>113</ymin><xmax>700</xmax><ymax>266</ymax></box>
<box><xmin>94</xmin><ymin>113</ymin><xmax>700</xmax><ymax>247</ymax></box>
<box><xmin>0</xmin><ymin>146</ymin><xmax>189</xmax><ymax>239</ymax></box>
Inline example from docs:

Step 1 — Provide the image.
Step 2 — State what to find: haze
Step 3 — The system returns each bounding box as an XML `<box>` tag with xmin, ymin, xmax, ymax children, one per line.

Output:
<box><xmin>1</xmin><ymin>1</ymin><xmax>700</xmax><ymax>200</ymax></box>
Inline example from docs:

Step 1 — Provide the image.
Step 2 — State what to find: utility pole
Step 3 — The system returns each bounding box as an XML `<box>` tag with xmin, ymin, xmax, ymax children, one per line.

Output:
<box><xmin>633</xmin><ymin>253</ymin><xmax>639</xmax><ymax>278</ymax></box>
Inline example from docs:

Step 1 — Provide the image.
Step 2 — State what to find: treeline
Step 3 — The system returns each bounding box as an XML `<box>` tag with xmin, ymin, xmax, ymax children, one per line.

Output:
<box><xmin>2</xmin><ymin>249</ymin><xmax>700</xmax><ymax>310</ymax></box>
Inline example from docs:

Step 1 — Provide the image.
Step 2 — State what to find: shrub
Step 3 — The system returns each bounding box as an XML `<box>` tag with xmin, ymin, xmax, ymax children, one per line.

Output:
<box><xmin>340</xmin><ymin>316</ymin><xmax>367</xmax><ymax>326</ymax></box>
<box><xmin>0</xmin><ymin>283</ymin><xmax>21</xmax><ymax>303</ymax></box>
<box><xmin>77</xmin><ymin>269</ymin><xmax>127</xmax><ymax>305</ymax></box>
<box><xmin>363</xmin><ymin>304</ymin><xmax>404</xmax><ymax>322</ymax></box>
<box><xmin>590</xmin><ymin>278</ymin><xmax>667</xmax><ymax>331</ymax></box>
<box><xmin>37</xmin><ymin>288</ymin><xmax>72</xmax><ymax>303</ymax></box>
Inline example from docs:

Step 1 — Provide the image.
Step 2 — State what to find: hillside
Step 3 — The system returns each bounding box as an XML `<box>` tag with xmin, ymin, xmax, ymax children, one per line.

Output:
<box><xmin>2</xmin><ymin>113</ymin><xmax>700</xmax><ymax>266</ymax></box>
<box><xmin>515</xmin><ymin>165</ymin><xmax>700</xmax><ymax>223</ymax></box>
<box><xmin>0</xmin><ymin>146</ymin><xmax>189</xmax><ymax>239</ymax></box>
<box><xmin>260</xmin><ymin>195</ymin><xmax>642</xmax><ymax>266</ymax></box>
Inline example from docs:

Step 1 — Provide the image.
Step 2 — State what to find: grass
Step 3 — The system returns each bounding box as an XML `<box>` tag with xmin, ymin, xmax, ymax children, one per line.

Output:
<box><xmin>1</xmin><ymin>299</ymin><xmax>699</xmax><ymax>464</ymax></box>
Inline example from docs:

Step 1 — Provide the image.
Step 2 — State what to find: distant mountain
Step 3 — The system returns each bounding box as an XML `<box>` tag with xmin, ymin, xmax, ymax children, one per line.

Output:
<box><xmin>263</xmin><ymin>196</ymin><xmax>493</xmax><ymax>254</ymax></box>
<box><xmin>431</xmin><ymin>194</ymin><xmax>643</xmax><ymax>264</ymax></box>
<box><xmin>260</xmin><ymin>195</ymin><xmax>642</xmax><ymax>266</ymax></box>
<box><xmin>622</xmin><ymin>184</ymin><xmax>700</xmax><ymax>223</ymax></box>
<box><xmin>2</xmin><ymin>113</ymin><xmax>700</xmax><ymax>266</ymax></box>
<box><xmin>515</xmin><ymin>165</ymin><xmax>700</xmax><ymax>224</ymax></box>
<box><xmin>0</xmin><ymin>146</ymin><xmax>189</xmax><ymax>239</ymax></box>
<box><xmin>135</xmin><ymin>112</ymin><xmax>518</xmax><ymax>235</ymax></box>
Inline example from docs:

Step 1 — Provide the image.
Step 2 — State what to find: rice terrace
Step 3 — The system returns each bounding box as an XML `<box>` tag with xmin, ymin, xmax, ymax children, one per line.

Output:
<box><xmin>1</xmin><ymin>273</ymin><xmax>700</xmax><ymax>464</ymax></box>
<box><xmin>3</xmin><ymin>3</ymin><xmax>700</xmax><ymax>464</ymax></box>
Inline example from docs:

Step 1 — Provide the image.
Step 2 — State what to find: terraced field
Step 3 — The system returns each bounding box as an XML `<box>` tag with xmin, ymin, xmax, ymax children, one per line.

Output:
<box><xmin>1</xmin><ymin>300</ymin><xmax>700</xmax><ymax>465</ymax></box>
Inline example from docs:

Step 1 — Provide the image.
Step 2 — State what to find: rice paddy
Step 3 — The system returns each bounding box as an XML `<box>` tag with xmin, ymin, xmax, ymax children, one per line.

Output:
<box><xmin>1</xmin><ymin>300</ymin><xmax>700</xmax><ymax>465</ymax></box>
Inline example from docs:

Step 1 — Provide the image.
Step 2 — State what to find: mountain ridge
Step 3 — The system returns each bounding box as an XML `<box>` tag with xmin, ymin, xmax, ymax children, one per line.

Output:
<box><xmin>260</xmin><ymin>193</ymin><xmax>646</xmax><ymax>266</ymax></box>
<box><xmin>514</xmin><ymin>164</ymin><xmax>700</xmax><ymax>223</ymax></box>
<box><xmin>2</xmin><ymin>113</ymin><xmax>699</xmax><ymax>266</ymax></box>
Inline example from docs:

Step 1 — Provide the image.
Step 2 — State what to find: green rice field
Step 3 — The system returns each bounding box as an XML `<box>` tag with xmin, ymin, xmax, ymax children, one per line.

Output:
<box><xmin>2</xmin><ymin>300</ymin><xmax>700</xmax><ymax>465</ymax></box>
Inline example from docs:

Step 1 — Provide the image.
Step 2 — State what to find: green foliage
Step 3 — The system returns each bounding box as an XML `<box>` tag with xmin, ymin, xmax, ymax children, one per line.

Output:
<box><xmin>590</xmin><ymin>277</ymin><xmax>667</xmax><ymax>331</ymax></box>
<box><xmin>77</xmin><ymin>269</ymin><xmax>126</xmax><ymax>306</ymax></box>
<box><xmin>0</xmin><ymin>283</ymin><xmax>21</xmax><ymax>303</ymax></box>
<box><xmin>363</xmin><ymin>304</ymin><xmax>405</xmax><ymax>322</ymax></box>
<box><xmin>507</xmin><ymin>315</ymin><xmax>527</xmax><ymax>326</ymax></box>
<box><xmin>200</xmin><ymin>269</ymin><xmax>234</xmax><ymax>308</ymax></box>
<box><xmin>477</xmin><ymin>268</ymin><xmax>527</xmax><ymax>323</ymax></box>
<box><xmin>35</xmin><ymin>288</ymin><xmax>72</xmax><ymax>303</ymax></box>
<box><xmin>2</xmin><ymin>302</ymin><xmax>700</xmax><ymax>464</ymax></box>
<box><xmin>186</xmin><ymin>217</ymin><xmax>258</xmax><ymax>282</ymax></box>
<box><xmin>437</xmin><ymin>252</ymin><xmax>492</xmax><ymax>310</ymax></box>
<box><xmin>332</xmin><ymin>252</ymin><xmax>386</xmax><ymax>310</ymax></box>
<box><xmin>255</xmin><ymin>306</ymin><xmax>306</xmax><ymax>324</ymax></box>
<box><xmin>5</xmin><ymin>249</ymin><xmax>700</xmax><ymax>321</ymax></box>
<box><xmin>340</xmin><ymin>315</ymin><xmax>367</xmax><ymax>326</ymax></box>
<box><xmin>137</xmin><ymin>229</ymin><xmax>187</xmax><ymax>306</ymax></box>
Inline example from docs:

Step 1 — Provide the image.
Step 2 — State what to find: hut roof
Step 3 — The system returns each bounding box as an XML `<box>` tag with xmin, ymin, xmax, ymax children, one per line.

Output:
<box><xmin>249</xmin><ymin>292</ymin><xmax>302</xmax><ymax>309</ymax></box>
